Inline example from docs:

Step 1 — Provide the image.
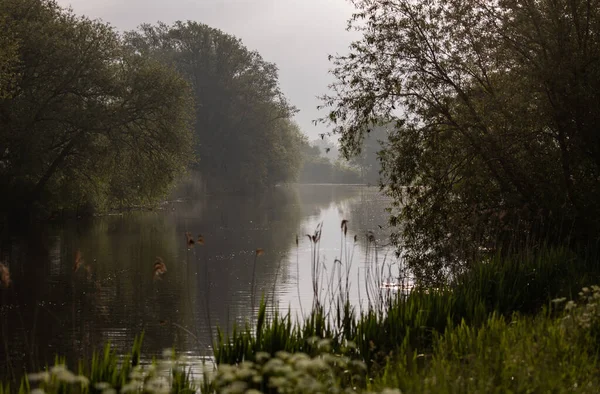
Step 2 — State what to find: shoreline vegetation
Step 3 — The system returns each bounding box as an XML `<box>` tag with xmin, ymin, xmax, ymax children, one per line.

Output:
<box><xmin>2</xmin><ymin>224</ymin><xmax>600</xmax><ymax>393</ymax></box>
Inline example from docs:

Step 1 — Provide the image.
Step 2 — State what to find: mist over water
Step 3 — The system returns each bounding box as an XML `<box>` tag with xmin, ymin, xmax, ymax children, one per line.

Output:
<box><xmin>0</xmin><ymin>184</ymin><xmax>397</xmax><ymax>377</ymax></box>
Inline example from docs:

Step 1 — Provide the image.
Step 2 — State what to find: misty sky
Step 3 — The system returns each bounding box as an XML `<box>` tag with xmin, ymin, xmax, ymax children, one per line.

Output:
<box><xmin>55</xmin><ymin>0</ymin><xmax>360</xmax><ymax>141</ymax></box>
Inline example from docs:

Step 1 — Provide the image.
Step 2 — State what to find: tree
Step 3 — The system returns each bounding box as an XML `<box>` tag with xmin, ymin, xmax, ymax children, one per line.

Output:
<box><xmin>298</xmin><ymin>136</ymin><xmax>361</xmax><ymax>184</ymax></box>
<box><xmin>0</xmin><ymin>10</ymin><xmax>18</xmax><ymax>100</ymax></box>
<box><xmin>0</xmin><ymin>0</ymin><xmax>194</xmax><ymax>216</ymax></box>
<box><xmin>125</xmin><ymin>22</ymin><xmax>302</xmax><ymax>193</ymax></box>
<box><xmin>349</xmin><ymin>123</ymin><xmax>389</xmax><ymax>185</ymax></box>
<box><xmin>319</xmin><ymin>0</ymin><xmax>600</xmax><ymax>282</ymax></box>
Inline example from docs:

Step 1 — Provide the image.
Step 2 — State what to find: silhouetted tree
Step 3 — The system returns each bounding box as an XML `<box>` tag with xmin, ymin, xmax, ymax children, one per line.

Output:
<box><xmin>125</xmin><ymin>22</ymin><xmax>303</xmax><ymax>193</ymax></box>
<box><xmin>0</xmin><ymin>0</ymin><xmax>194</xmax><ymax>217</ymax></box>
<box><xmin>320</xmin><ymin>0</ymin><xmax>600</xmax><ymax>282</ymax></box>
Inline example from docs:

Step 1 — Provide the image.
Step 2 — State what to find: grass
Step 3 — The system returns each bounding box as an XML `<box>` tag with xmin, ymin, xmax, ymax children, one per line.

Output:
<box><xmin>3</xmin><ymin>224</ymin><xmax>600</xmax><ymax>393</ymax></box>
<box><xmin>4</xmin><ymin>334</ymin><xmax>200</xmax><ymax>394</ymax></box>
<box><xmin>214</xmin><ymin>231</ymin><xmax>600</xmax><ymax>368</ymax></box>
<box><xmin>207</xmin><ymin>285</ymin><xmax>600</xmax><ymax>393</ymax></box>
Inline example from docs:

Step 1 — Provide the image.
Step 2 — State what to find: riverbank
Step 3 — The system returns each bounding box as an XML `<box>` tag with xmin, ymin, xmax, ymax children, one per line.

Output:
<box><xmin>4</xmin><ymin>243</ymin><xmax>600</xmax><ymax>393</ymax></box>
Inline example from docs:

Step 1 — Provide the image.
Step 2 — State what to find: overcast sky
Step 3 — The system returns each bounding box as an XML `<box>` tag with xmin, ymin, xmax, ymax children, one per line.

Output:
<box><xmin>55</xmin><ymin>0</ymin><xmax>359</xmax><ymax>141</ymax></box>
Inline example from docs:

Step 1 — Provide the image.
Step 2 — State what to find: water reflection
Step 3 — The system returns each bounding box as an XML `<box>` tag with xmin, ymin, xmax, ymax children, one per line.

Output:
<box><xmin>0</xmin><ymin>184</ymin><xmax>397</xmax><ymax>380</ymax></box>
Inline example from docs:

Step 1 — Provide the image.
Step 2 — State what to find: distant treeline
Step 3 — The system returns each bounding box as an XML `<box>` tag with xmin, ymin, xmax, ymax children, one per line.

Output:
<box><xmin>0</xmin><ymin>0</ymin><xmax>308</xmax><ymax>219</ymax></box>
<box><xmin>298</xmin><ymin>139</ymin><xmax>361</xmax><ymax>184</ymax></box>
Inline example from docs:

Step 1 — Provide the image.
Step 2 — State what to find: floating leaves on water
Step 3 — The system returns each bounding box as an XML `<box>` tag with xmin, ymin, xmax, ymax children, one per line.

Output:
<box><xmin>74</xmin><ymin>250</ymin><xmax>84</xmax><ymax>272</ymax></box>
<box><xmin>153</xmin><ymin>257</ymin><xmax>167</xmax><ymax>280</ymax></box>
<box><xmin>255</xmin><ymin>248</ymin><xmax>264</xmax><ymax>257</ymax></box>
<box><xmin>185</xmin><ymin>232</ymin><xmax>195</xmax><ymax>247</ymax></box>
<box><xmin>0</xmin><ymin>262</ymin><xmax>10</xmax><ymax>288</ymax></box>
<box><xmin>197</xmin><ymin>234</ymin><xmax>205</xmax><ymax>245</ymax></box>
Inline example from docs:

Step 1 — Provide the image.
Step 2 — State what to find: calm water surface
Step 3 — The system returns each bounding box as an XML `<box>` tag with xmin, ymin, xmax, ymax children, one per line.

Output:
<box><xmin>0</xmin><ymin>184</ymin><xmax>400</xmax><ymax>379</ymax></box>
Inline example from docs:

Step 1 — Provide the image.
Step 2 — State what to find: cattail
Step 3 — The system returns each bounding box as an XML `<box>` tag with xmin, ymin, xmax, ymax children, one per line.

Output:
<box><xmin>367</xmin><ymin>231</ymin><xmax>375</xmax><ymax>243</ymax></box>
<box><xmin>255</xmin><ymin>248</ymin><xmax>264</xmax><ymax>257</ymax></box>
<box><xmin>185</xmin><ymin>232</ymin><xmax>195</xmax><ymax>247</ymax></box>
<box><xmin>311</xmin><ymin>224</ymin><xmax>322</xmax><ymax>243</ymax></box>
<box><xmin>197</xmin><ymin>234</ymin><xmax>205</xmax><ymax>245</ymax></box>
<box><xmin>341</xmin><ymin>220</ymin><xmax>348</xmax><ymax>236</ymax></box>
<box><xmin>354</xmin><ymin>234</ymin><xmax>358</xmax><ymax>243</ymax></box>
<box><xmin>295</xmin><ymin>234</ymin><xmax>298</xmax><ymax>246</ymax></box>
<box><xmin>153</xmin><ymin>257</ymin><xmax>167</xmax><ymax>280</ymax></box>
<box><xmin>0</xmin><ymin>262</ymin><xmax>10</xmax><ymax>289</ymax></box>
<box><xmin>74</xmin><ymin>250</ymin><xmax>83</xmax><ymax>272</ymax></box>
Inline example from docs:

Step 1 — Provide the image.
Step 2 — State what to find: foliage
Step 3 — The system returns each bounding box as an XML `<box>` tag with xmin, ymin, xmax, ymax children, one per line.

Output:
<box><xmin>10</xmin><ymin>290</ymin><xmax>600</xmax><ymax>394</ymax></box>
<box><xmin>212</xmin><ymin>282</ymin><xmax>600</xmax><ymax>393</ymax></box>
<box><xmin>372</xmin><ymin>310</ymin><xmax>600</xmax><ymax>393</ymax></box>
<box><xmin>209</xmin><ymin>349</ymin><xmax>368</xmax><ymax>394</ymax></box>
<box><xmin>298</xmin><ymin>137</ymin><xmax>361</xmax><ymax>184</ymax></box>
<box><xmin>348</xmin><ymin>124</ymin><xmax>389</xmax><ymax>185</ymax></box>
<box><xmin>14</xmin><ymin>334</ymin><xmax>198</xmax><ymax>394</ymax></box>
<box><xmin>214</xmin><ymin>241</ymin><xmax>600</xmax><ymax>372</ymax></box>
<box><xmin>0</xmin><ymin>0</ymin><xmax>194</xmax><ymax>217</ymax></box>
<box><xmin>318</xmin><ymin>0</ymin><xmax>600</xmax><ymax>282</ymax></box>
<box><xmin>4</xmin><ymin>239</ymin><xmax>600</xmax><ymax>392</ymax></box>
<box><xmin>125</xmin><ymin>22</ymin><xmax>303</xmax><ymax>193</ymax></box>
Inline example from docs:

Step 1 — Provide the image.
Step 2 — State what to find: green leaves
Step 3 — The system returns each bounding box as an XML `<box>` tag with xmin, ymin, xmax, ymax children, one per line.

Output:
<box><xmin>126</xmin><ymin>22</ymin><xmax>302</xmax><ymax>193</ymax></box>
<box><xmin>0</xmin><ymin>0</ymin><xmax>194</xmax><ymax>215</ymax></box>
<box><xmin>319</xmin><ymin>0</ymin><xmax>600</xmax><ymax>281</ymax></box>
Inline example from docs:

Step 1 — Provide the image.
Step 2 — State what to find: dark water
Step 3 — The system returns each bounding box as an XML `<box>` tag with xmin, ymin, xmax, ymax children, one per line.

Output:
<box><xmin>0</xmin><ymin>184</ymin><xmax>399</xmax><ymax>379</ymax></box>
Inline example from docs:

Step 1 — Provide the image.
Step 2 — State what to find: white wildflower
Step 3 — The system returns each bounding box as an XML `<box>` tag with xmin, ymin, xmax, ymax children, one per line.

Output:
<box><xmin>27</xmin><ymin>372</ymin><xmax>50</xmax><ymax>382</ymax></box>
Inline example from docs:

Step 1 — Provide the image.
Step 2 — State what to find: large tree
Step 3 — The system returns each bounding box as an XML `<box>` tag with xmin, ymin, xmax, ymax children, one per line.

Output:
<box><xmin>125</xmin><ymin>22</ymin><xmax>303</xmax><ymax>193</ymax></box>
<box><xmin>320</xmin><ymin>0</ymin><xmax>600</xmax><ymax>282</ymax></box>
<box><xmin>0</xmin><ymin>0</ymin><xmax>194</xmax><ymax>216</ymax></box>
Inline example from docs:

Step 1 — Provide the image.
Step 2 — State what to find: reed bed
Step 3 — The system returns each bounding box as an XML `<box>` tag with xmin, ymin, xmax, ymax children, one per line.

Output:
<box><xmin>3</xmin><ymin>223</ymin><xmax>600</xmax><ymax>393</ymax></box>
<box><xmin>215</xmin><ymin>223</ymin><xmax>600</xmax><ymax>371</ymax></box>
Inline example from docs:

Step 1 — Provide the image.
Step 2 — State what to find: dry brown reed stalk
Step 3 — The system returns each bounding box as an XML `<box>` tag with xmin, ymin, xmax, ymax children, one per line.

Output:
<box><xmin>73</xmin><ymin>250</ymin><xmax>83</xmax><ymax>272</ymax></box>
<box><xmin>306</xmin><ymin>223</ymin><xmax>323</xmax><ymax>309</ymax></box>
<box><xmin>185</xmin><ymin>232</ymin><xmax>195</xmax><ymax>248</ymax></box>
<box><xmin>341</xmin><ymin>219</ymin><xmax>348</xmax><ymax>236</ymax></box>
<box><xmin>0</xmin><ymin>262</ymin><xmax>10</xmax><ymax>289</ymax></box>
<box><xmin>295</xmin><ymin>234</ymin><xmax>304</xmax><ymax>317</ymax></box>
<box><xmin>153</xmin><ymin>257</ymin><xmax>167</xmax><ymax>280</ymax></box>
<box><xmin>197</xmin><ymin>234</ymin><xmax>205</xmax><ymax>245</ymax></box>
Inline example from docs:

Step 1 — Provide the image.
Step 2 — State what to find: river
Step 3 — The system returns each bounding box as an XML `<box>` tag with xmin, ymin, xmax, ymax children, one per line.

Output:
<box><xmin>0</xmin><ymin>184</ymin><xmax>403</xmax><ymax>379</ymax></box>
